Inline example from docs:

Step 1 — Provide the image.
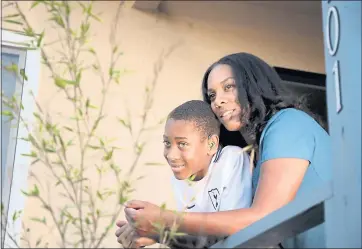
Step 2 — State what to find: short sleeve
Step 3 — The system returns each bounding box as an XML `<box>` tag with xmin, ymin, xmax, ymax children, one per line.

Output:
<box><xmin>260</xmin><ymin>109</ymin><xmax>316</xmax><ymax>164</ymax></box>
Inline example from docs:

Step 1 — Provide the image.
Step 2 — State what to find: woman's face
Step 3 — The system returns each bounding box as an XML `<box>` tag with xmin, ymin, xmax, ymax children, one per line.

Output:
<box><xmin>207</xmin><ymin>64</ymin><xmax>244</xmax><ymax>131</ymax></box>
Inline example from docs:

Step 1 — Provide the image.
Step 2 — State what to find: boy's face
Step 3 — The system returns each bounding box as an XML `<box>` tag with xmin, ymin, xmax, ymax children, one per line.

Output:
<box><xmin>163</xmin><ymin>119</ymin><xmax>214</xmax><ymax>180</ymax></box>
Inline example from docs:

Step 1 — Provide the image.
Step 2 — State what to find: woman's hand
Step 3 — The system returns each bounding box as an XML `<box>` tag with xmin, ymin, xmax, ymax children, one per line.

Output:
<box><xmin>115</xmin><ymin>220</ymin><xmax>156</xmax><ymax>248</ymax></box>
<box><xmin>124</xmin><ymin>200</ymin><xmax>175</xmax><ymax>237</ymax></box>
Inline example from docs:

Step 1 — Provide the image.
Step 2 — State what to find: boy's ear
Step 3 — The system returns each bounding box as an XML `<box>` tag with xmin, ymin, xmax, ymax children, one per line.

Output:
<box><xmin>207</xmin><ymin>134</ymin><xmax>219</xmax><ymax>156</ymax></box>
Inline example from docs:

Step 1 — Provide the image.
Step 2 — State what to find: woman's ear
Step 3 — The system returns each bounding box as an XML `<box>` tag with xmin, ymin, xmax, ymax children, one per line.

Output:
<box><xmin>207</xmin><ymin>134</ymin><xmax>219</xmax><ymax>156</ymax></box>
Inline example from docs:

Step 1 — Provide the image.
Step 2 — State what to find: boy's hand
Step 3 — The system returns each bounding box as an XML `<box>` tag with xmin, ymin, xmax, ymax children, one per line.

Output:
<box><xmin>124</xmin><ymin>200</ymin><xmax>175</xmax><ymax>237</ymax></box>
<box><xmin>115</xmin><ymin>220</ymin><xmax>156</xmax><ymax>248</ymax></box>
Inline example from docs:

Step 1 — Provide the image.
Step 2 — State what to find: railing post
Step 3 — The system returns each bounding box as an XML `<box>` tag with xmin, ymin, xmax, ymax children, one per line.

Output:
<box><xmin>322</xmin><ymin>1</ymin><xmax>361</xmax><ymax>247</ymax></box>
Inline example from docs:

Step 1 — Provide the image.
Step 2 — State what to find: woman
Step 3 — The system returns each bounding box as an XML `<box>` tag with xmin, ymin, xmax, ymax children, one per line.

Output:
<box><xmin>116</xmin><ymin>52</ymin><xmax>331</xmax><ymax>247</ymax></box>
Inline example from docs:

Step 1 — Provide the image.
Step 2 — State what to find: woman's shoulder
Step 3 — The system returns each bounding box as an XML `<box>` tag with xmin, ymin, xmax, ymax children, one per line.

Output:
<box><xmin>260</xmin><ymin>108</ymin><xmax>328</xmax><ymax>146</ymax></box>
<box><xmin>258</xmin><ymin>108</ymin><xmax>330</xmax><ymax>164</ymax></box>
<box><xmin>268</xmin><ymin>108</ymin><xmax>316</xmax><ymax>125</ymax></box>
<box><xmin>265</xmin><ymin>108</ymin><xmax>324</xmax><ymax>133</ymax></box>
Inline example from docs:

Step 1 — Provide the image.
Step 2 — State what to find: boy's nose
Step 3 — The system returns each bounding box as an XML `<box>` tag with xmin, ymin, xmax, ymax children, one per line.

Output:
<box><xmin>166</xmin><ymin>155</ymin><xmax>181</xmax><ymax>162</ymax></box>
<box><xmin>165</xmin><ymin>146</ymin><xmax>180</xmax><ymax>160</ymax></box>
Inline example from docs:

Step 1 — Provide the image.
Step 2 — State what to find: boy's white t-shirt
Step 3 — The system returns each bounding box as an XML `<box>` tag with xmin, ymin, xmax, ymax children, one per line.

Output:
<box><xmin>171</xmin><ymin>145</ymin><xmax>252</xmax><ymax>212</ymax></box>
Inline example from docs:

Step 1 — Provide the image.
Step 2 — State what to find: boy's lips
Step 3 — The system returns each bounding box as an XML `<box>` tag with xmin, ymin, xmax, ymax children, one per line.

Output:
<box><xmin>170</xmin><ymin>164</ymin><xmax>185</xmax><ymax>173</ymax></box>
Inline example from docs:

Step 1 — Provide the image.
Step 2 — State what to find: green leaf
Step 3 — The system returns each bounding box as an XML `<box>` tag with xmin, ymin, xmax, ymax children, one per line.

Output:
<box><xmin>67</xmin><ymin>139</ymin><xmax>73</xmax><ymax>147</ymax></box>
<box><xmin>24</xmin><ymin>27</ymin><xmax>35</xmax><ymax>36</ymax></box>
<box><xmin>12</xmin><ymin>210</ymin><xmax>22</xmax><ymax>222</ymax></box>
<box><xmin>80</xmin><ymin>22</ymin><xmax>90</xmax><ymax>36</ymax></box>
<box><xmin>76</xmin><ymin>71</ymin><xmax>82</xmax><ymax>85</ymax></box>
<box><xmin>110</xmin><ymin>163</ymin><xmax>121</xmax><ymax>173</ymax></box>
<box><xmin>50</xmin><ymin>14</ymin><xmax>65</xmax><ymax>28</ymax></box>
<box><xmin>136</xmin><ymin>142</ymin><xmax>145</xmax><ymax>155</ymax></box>
<box><xmin>4</xmin><ymin>14</ymin><xmax>21</xmax><ymax>19</ymax></box>
<box><xmin>136</xmin><ymin>175</ymin><xmax>145</xmax><ymax>181</ymax></box>
<box><xmin>54</xmin><ymin>77</ymin><xmax>67</xmax><ymax>89</ymax></box>
<box><xmin>171</xmin><ymin>232</ymin><xmax>188</xmax><ymax>237</ymax></box>
<box><xmin>145</xmin><ymin>162</ymin><xmax>165</xmax><ymax>166</ymax></box>
<box><xmin>96</xmin><ymin>191</ymin><xmax>103</xmax><ymax>200</ymax></box>
<box><xmin>54</xmin><ymin>76</ymin><xmax>77</xmax><ymax>89</ymax></box>
<box><xmin>32</xmin><ymin>185</ymin><xmax>40</xmax><ymax>196</ymax></box>
<box><xmin>28</xmin><ymin>134</ymin><xmax>39</xmax><ymax>149</ymax></box>
<box><xmin>112</xmin><ymin>45</ymin><xmax>118</xmax><ymax>54</ymax></box>
<box><xmin>45</xmin><ymin>147</ymin><xmax>56</xmax><ymax>153</ymax></box>
<box><xmin>1</xmin><ymin>111</ymin><xmax>13</xmax><ymax>117</ymax></box>
<box><xmin>88</xmin><ymin>48</ymin><xmax>96</xmax><ymax>55</ymax></box>
<box><xmin>3</xmin><ymin>19</ymin><xmax>23</xmax><ymax>25</ymax></box>
<box><xmin>63</xmin><ymin>126</ymin><xmax>73</xmax><ymax>132</ymax></box>
<box><xmin>30</xmin><ymin>217</ymin><xmax>47</xmax><ymax>225</ymax></box>
<box><xmin>35</xmin><ymin>238</ymin><xmax>42</xmax><ymax>247</ymax></box>
<box><xmin>30</xmin><ymin>1</ymin><xmax>41</xmax><ymax>9</ymax></box>
<box><xmin>24</xmin><ymin>185</ymin><xmax>40</xmax><ymax>197</ymax></box>
<box><xmin>90</xmin><ymin>13</ymin><xmax>102</xmax><ymax>22</ymax></box>
<box><xmin>21</xmin><ymin>151</ymin><xmax>38</xmax><ymax>158</ymax></box>
<box><xmin>64</xmin><ymin>2</ymin><xmax>71</xmax><ymax>15</ymax></box>
<box><xmin>77</xmin><ymin>108</ymin><xmax>83</xmax><ymax>117</ymax></box>
<box><xmin>33</xmin><ymin>112</ymin><xmax>43</xmax><ymax>122</ymax></box>
<box><xmin>99</xmin><ymin>138</ymin><xmax>105</xmax><ymax>147</ymax></box>
<box><xmin>31</xmin><ymin>159</ymin><xmax>40</xmax><ymax>165</ymax></box>
<box><xmin>118</xmin><ymin>118</ymin><xmax>131</xmax><ymax>130</ymax></box>
<box><xmin>119</xmin><ymin>195</ymin><xmax>128</xmax><ymax>205</ymax></box>
<box><xmin>37</xmin><ymin>31</ymin><xmax>45</xmax><ymax>47</ymax></box>
<box><xmin>4</xmin><ymin>63</ymin><xmax>18</xmax><ymax>73</ymax></box>
<box><xmin>87</xmin><ymin>145</ymin><xmax>101</xmax><ymax>150</ymax></box>
<box><xmin>85</xmin><ymin>98</ymin><xmax>97</xmax><ymax>109</ymax></box>
<box><xmin>160</xmin><ymin>203</ymin><xmax>167</xmax><ymax>210</ymax></box>
<box><xmin>102</xmin><ymin>149</ymin><xmax>113</xmax><ymax>161</ymax></box>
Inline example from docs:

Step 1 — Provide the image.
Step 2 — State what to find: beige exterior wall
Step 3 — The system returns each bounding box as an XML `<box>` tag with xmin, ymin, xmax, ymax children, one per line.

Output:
<box><xmin>3</xmin><ymin>1</ymin><xmax>325</xmax><ymax>247</ymax></box>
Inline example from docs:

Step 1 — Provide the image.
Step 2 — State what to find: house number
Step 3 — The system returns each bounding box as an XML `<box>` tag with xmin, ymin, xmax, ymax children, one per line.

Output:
<box><xmin>326</xmin><ymin>3</ymin><xmax>342</xmax><ymax>113</ymax></box>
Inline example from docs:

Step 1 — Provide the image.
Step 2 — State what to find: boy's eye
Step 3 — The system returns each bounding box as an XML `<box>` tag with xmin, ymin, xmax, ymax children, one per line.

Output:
<box><xmin>178</xmin><ymin>142</ymin><xmax>188</xmax><ymax>148</ymax></box>
<box><xmin>163</xmin><ymin>141</ymin><xmax>171</xmax><ymax>147</ymax></box>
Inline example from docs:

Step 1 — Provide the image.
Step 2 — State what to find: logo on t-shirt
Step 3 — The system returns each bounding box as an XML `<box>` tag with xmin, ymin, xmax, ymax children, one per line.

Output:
<box><xmin>186</xmin><ymin>204</ymin><xmax>195</xmax><ymax>210</ymax></box>
<box><xmin>208</xmin><ymin>188</ymin><xmax>220</xmax><ymax>210</ymax></box>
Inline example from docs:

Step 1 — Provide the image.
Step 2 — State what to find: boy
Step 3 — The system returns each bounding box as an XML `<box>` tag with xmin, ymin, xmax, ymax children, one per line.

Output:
<box><xmin>165</xmin><ymin>100</ymin><xmax>252</xmax><ymax>213</ymax></box>
<box><xmin>116</xmin><ymin>100</ymin><xmax>252</xmax><ymax>248</ymax></box>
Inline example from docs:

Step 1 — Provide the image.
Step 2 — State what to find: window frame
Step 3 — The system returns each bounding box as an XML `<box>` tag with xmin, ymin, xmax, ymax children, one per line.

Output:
<box><xmin>2</xmin><ymin>45</ymin><xmax>27</xmax><ymax>220</ymax></box>
<box><xmin>1</xmin><ymin>29</ymin><xmax>41</xmax><ymax>248</ymax></box>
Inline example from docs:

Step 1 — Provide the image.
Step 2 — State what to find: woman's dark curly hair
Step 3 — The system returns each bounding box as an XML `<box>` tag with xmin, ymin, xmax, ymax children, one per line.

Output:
<box><xmin>201</xmin><ymin>52</ymin><xmax>325</xmax><ymax>149</ymax></box>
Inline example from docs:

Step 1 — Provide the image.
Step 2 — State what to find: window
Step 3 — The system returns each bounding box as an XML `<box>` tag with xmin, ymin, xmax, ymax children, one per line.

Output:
<box><xmin>1</xmin><ymin>29</ymin><xmax>41</xmax><ymax>248</ymax></box>
<box><xmin>275</xmin><ymin>67</ymin><xmax>328</xmax><ymax>130</ymax></box>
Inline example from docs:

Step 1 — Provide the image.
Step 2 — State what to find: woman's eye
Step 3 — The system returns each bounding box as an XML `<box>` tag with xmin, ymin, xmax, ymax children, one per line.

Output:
<box><xmin>208</xmin><ymin>93</ymin><xmax>215</xmax><ymax>100</ymax></box>
<box><xmin>225</xmin><ymin>84</ymin><xmax>234</xmax><ymax>91</ymax></box>
<box><xmin>163</xmin><ymin>141</ymin><xmax>170</xmax><ymax>147</ymax></box>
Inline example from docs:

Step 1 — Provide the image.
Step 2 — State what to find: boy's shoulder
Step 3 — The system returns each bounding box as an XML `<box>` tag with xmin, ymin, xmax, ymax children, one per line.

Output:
<box><xmin>218</xmin><ymin>145</ymin><xmax>246</xmax><ymax>160</ymax></box>
<box><xmin>214</xmin><ymin>145</ymin><xmax>249</xmax><ymax>170</ymax></box>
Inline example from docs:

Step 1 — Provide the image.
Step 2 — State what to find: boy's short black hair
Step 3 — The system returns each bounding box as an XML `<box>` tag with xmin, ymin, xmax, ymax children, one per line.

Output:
<box><xmin>167</xmin><ymin>100</ymin><xmax>220</xmax><ymax>139</ymax></box>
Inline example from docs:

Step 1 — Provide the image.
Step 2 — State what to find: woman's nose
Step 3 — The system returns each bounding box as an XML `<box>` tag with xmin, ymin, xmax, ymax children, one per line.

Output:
<box><xmin>215</xmin><ymin>95</ymin><xmax>227</xmax><ymax>108</ymax></box>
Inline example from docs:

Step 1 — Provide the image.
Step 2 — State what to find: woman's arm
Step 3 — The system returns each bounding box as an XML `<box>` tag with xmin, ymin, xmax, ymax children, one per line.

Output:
<box><xmin>165</xmin><ymin>158</ymin><xmax>309</xmax><ymax>236</ymax></box>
